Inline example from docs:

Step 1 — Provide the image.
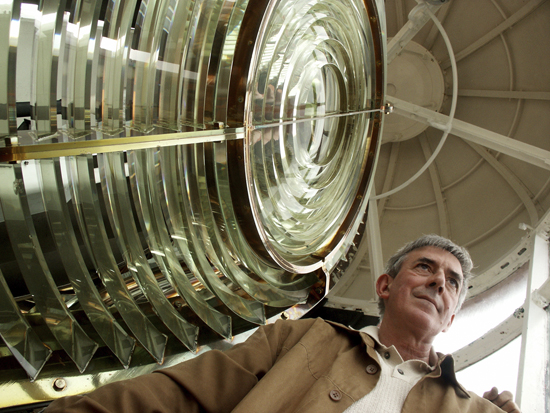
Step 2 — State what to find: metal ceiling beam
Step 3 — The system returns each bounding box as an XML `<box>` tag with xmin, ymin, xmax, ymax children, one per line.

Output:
<box><xmin>424</xmin><ymin>2</ymin><xmax>452</xmax><ymax>51</ymax></box>
<box><xmin>395</xmin><ymin>0</ymin><xmax>406</xmax><ymax>34</ymax></box>
<box><xmin>440</xmin><ymin>0</ymin><xmax>548</xmax><ymax>69</ymax></box>
<box><xmin>516</xmin><ymin>231</ymin><xmax>550</xmax><ymax>411</ymax></box>
<box><xmin>377</xmin><ymin>141</ymin><xmax>401</xmax><ymax>221</ymax></box>
<box><xmin>367</xmin><ymin>188</ymin><xmax>385</xmax><ymax>280</ymax></box>
<box><xmin>458</xmin><ymin>89</ymin><xmax>550</xmax><ymax>101</ymax></box>
<box><xmin>419</xmin><ymin>135</ymin><xmax>450</xmax><ymax>237</ymax></box>
<box><xmin>387</xmin><ymin>1</ymin><xmax>442</xmax><ymax>63</ymax></box>
<box><xmin>390</xmin><ymin>97</ymin><xmax>550</xmax><ymax>171</ymax></box>
<box><xmin>465</xmin><ymin>141</ymin><xmax>540</xmax><ymax>226</ymax></box>
<box><xmin>452</xmin><ymin>311</ymin><xmax>523</xmax><ymax>371</ymax></box>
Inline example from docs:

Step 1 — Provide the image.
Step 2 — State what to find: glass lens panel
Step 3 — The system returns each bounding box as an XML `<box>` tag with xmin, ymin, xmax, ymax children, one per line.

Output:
<box><xmin>39</xmin><ymin>158</ymin><xmax>136</xmax><ymax>367</ymax></box>
<box><xmin>0</xmin><ymin>163</ymin><xmax>98</xmax><ymax>373</ymax></box>
<box><xmin>244</xmin><ymin>0</ymin><xmax>378</xmax><ymax>272</ymax></box>
<box><xmin>69</xmin><ymin>154</ymin><xmax>168</xmax><ymax>363</ymax></box>
<box><xmin>0</xmin><ymin>270</ymin><xmax>52</xmax><ymax>381</ymax></box>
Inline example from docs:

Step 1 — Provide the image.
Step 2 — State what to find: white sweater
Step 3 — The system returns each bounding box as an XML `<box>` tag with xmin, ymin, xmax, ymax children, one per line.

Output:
<box><xmin>344</xmin><ymin>326</ymin><xmax>436</xmax><ymax>413</ymax></box>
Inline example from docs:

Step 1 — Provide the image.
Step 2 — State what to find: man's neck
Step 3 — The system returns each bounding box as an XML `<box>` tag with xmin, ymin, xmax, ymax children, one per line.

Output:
<box><xmin>377</xmin><ymin>320</ymin><xmax>434</xmax><ymax>364</ymax></box>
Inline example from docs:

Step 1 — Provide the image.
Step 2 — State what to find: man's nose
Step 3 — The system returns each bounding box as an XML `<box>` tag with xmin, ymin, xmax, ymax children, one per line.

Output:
<box><xmin>427</xmin><ymin>269</ymin><xmax>445</xmax><ymax>293</ymax></box>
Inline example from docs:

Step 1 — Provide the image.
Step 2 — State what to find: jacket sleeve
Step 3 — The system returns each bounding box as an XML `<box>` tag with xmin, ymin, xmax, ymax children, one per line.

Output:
<box><xmin>44</xmin><ymin>318</ymin><xmax>316</xmax><ymax>413</ymax></box>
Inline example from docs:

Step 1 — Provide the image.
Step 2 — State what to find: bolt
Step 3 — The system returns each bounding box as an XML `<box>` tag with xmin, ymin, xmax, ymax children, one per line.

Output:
<box><xmin>53</xmin><ymin>378</ymin><xmax>67</xmax><ymax>391</ymax></box>
<box><xmin>513</xmin><ymin>307</ymin><xmax>525</xmax><ymax>319</ymax></box>
<box><xmin>13</xmin><ymin>179</ymin><xmax>24</xmax><ymax>195</ymax></box>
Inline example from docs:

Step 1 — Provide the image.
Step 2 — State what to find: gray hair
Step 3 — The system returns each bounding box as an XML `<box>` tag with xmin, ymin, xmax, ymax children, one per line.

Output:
<box><xmin>378</xmin><ymin>234</ymin><xmax>473</xmax><ymax>317</ymax></box>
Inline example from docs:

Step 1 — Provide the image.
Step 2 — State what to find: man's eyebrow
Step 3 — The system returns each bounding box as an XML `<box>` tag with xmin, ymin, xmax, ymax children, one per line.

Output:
<box><xmin>415</xmin><ymin>257</ymin><xmax>463</xmax><ymax>283</ymax></box>
<box><xmin>449</xmin><ymin>269</ymin><xmax>463</xmax><ymax>283</ymax></box>
<box><xmin>415</xmin><ymin>257</ymin><xmax>435</xmax><ymax>266</ymax></box>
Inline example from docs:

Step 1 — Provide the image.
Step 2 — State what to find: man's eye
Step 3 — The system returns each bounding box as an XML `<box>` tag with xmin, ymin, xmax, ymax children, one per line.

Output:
<box><xmin>417</xmin><ymin>263</ymin><xmax>430</xmax><ymax>271</ymax></box>
<box><xmin>448</xmin><ymin>278</ymin><xmax>459</xmax><ymax>289</ymax></box>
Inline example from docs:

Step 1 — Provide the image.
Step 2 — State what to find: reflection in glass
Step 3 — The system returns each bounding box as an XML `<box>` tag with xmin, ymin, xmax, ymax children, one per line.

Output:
<box><xmin>99</xmin><ymin>151</ymin><xmax>198</xmax><ymax>350</ymax></box>
<box><xmin>0</xmin><ymin>270</ymin><xmax>52</xmax><ymax>381</ymax></box>
<box><xmin>0</xmin><ymin>163</ymin><xmax>98</xmax><ymax>373</ymax></box>
<box><xmin>39</xmin><ymin>158</ymin><xmax>136</xmax><ymax>367</ymax></box>
<box><xmin>69</xmin><ymin>154</ymin><xmax>168</xmax><ymax>363</ymax></box>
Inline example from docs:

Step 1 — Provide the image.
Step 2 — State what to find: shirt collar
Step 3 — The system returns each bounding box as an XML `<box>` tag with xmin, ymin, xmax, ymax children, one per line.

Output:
<box><xmin>361</xmin><ymin>325</ymin><xmax>439</xmax><ymax>368</ymax></box>
<box><xmin>360</xmin><ymin>326</ymin><xmax>439</xmax><ymax>371</ymax></box>
<box><xmin>324</xmin><ymin>321</ymin><xmax>471</xmax><ymax>399</ymax></box>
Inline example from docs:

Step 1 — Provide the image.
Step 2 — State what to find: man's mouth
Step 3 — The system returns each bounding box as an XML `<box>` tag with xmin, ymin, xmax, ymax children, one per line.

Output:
<box><xmin>416</xmin><ymin>295</ymin><xmax>439</xmax><ymax>312</ymax></box>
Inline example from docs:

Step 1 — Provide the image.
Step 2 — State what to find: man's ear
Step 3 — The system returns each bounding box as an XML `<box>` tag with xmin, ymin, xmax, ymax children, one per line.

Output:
<box><xmin>376</xmin><ymin>273</ymin><xmax>392</xmax><ymax>300</ymax></box>
<box><xmin>442</xmin><ymin>313</ymin><xmax>455</xmax><ymax>333</ymax></box>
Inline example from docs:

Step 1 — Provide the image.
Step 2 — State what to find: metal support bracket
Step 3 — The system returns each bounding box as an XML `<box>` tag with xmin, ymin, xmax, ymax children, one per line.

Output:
<box><xmin>390</xmin><ymin>96</ymin><xmax>550</xmax><ymax>171</ymax></box>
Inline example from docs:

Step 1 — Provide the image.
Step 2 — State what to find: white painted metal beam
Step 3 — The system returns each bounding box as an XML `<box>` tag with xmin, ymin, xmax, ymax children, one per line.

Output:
<box><xmin>458</xmin><ymin>89</ymin><xmax>550</xmax><ymax>101</ymax></box>
<box><xmin>377</xmin><ymin>141</ymin><xmax>401</xmax><ymax>221</ymax></box>
<box><xmin>419</xmin><ymin>135</ymin><xmax>450</xmax><ymax>237</ymax></box>
<box><xmin>390</xmin><ymin>96</ymin><xmax>550</xmax><ymax>171</ymax></box>
<box><xmin>440</xmin><ymin>0</ymin><xmax>547</xmax><ymax>69</ymax></box>
<box><xmin>453</xmin><ymin>311</ymin><xmax>523</xmax><ymax>371</ymax></box>
<box><xmin>424</xmin><ymin>2</ymin><xmax>452</xmax><ymax>51</ymax></box>
<box><xmin>367</xmin><ymin>188</ymin><xmax>385</xmax><ymax>281</ymax></box>
<box><xmin>387</xmin><ymin>1</ymin><xmax>442</xmax><ymax>63</ymax></box>
<box><xmin>516</xmin><ymin>231</ymin><xmax>550</xmax><ymax>411</ymax></box>
<box><xmin>464</xmin><ymin>141</ymin><xmax>539</xmax><ymax>226</ymax></box>
<box><xmin>394</xmin><ymin>0</ymin><xmax>406</xmax><ymax>36</ymax></box>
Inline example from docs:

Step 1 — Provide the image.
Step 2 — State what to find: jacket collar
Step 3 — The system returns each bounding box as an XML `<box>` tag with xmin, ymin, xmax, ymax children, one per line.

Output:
<box><xmin>324</xmin><ymin>319</ymin><xmax>471</xmax><ymax>399</ymax></box>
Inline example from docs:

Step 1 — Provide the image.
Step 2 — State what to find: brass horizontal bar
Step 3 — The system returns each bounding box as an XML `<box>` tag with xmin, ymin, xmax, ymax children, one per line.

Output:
<box><xmin>0</xmin><ymin>128</ymin><xmax>246</xmax><ymax>162</ymax></box>
<box><xmin>249</xmin><ymin>108</ymin><xmax>383</xmax><ymax>130</ymax></box>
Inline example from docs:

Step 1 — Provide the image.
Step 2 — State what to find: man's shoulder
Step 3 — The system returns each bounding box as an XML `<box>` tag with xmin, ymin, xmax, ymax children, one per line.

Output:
<box><xmin>260</xmin><ymin>317</ymin><xmax>363</xmax><ymax>347</ymax></box>
<box><xmin>271</xmin><ymin>317</ymin><xmax>361</xmax><ymax>335</ymax></box>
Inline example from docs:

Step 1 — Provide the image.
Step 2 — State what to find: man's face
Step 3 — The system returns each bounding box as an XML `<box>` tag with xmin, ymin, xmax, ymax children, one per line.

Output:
<box><xmin>378</xmin><ymin>246</ymin><xmax>464</xmax><ymax>337</ymax></box>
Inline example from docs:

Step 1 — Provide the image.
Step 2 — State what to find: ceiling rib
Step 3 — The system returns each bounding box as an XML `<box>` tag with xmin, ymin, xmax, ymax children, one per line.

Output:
<box><xmin>366</xmin><ymin>190</ymin><xmax>385</xmax><ymax>284</ymax></box>
<box><xmin>385</xmin><ymin>201</ymin><xmax>437</xmax><ymax>211</ymax></box>
<box><xmin>440</xmin><ymin>0</ymin><xmax>548</xmax><ymax>69</ymax></box>
<box><xmin>377</xmin><ymin>141</ymin><xmax>401</xmax><ymax>221</ymax></box>
<box><xmin>390</xmin><ymin>97</ymin><xmax>550</xmax><ymax>171</ymax></box>
<box><xmin>465</xmin><ymin>141</ymin><xmax>539</xmax><ymax>226</ymax></box>
<box><xmin>423</xmin><ymin>2</ymin><xmax>452</xmax><ymax>51</ymax></box>
<box><xmin>395</xmin><ymin>0</ymin><xmax>406</xmax><ymax>33</ymax></box>
<box><xmin>419</xmin><ymin>134</ymin><xmax>450</xmax><ymax>237</ymax></box>
<box><xmin>387</xmin><ymin>1</ymin><xmax>441</xmax><ymax>63</ymax></box>
<box><xmin>505</xmin><ymin>100</ymin><xmax>523</xmax><ymax>145</ymax></box>
<box><xmin>441</xmin><ymin>158</ymin><xmax>484</xmax><ymax>192</ymax></box>
<box><xmin>452</xmin><ymin>311</ymin><xmax>523</xmax><ymax>371</ymax></box>
<box><xmin>534</xmin><ymin>177</ymin><xmax>550</xmax><ymax>204</ymax></box>
<box><xmin>457</xmin><ymin>90</ymin><xmax>550</xmax><ymax>101</ymax></box>
<box><xmin>463</xmin><ymin>203</ymin><xmax>529</xmax><ymax>249</ymax></box>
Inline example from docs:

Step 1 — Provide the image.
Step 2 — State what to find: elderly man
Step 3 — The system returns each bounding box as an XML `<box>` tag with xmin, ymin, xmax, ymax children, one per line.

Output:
<box><xmin>46</xmin><ymin>235</ymin><xmax>520</xmax><ymax>412</ymax></box>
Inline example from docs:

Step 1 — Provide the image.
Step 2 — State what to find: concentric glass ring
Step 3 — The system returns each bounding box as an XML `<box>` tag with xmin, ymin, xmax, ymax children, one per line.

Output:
<box><xmin>240</xmin><ymin>0</ymin><xmax>383</xmax><ymax>273</ymax></box>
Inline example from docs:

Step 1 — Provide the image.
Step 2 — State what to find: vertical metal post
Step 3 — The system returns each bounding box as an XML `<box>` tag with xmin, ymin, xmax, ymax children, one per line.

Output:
<box><xmin>516</xmin><ymin>231</ymin><xmax>550</xmax><ymax>412</ymax></box>
<box><xmin>367</xmin><ymin>190</ymin><xmax>385</xmax><ymax>280</ymax></box>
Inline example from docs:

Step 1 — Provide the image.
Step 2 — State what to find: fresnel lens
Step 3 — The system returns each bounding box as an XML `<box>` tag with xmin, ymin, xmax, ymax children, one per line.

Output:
<box><xmin>0</xmin><ymin>0</ymin><xmax>385</xmax><ymax>407</ymax></box>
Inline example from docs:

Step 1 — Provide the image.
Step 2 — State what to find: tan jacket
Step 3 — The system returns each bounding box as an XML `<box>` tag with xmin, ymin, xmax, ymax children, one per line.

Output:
<box><xmin>46</xmin><ymin>318</ymin><xmax>504</xmax><ymax>412</ymax></box>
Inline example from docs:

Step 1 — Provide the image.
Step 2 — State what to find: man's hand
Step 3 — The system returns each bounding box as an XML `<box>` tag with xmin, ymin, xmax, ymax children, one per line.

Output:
<box><xmin>483</xmin><ymin>387</ymin><xmax>521</xmax><ymax>413</ymax></box>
